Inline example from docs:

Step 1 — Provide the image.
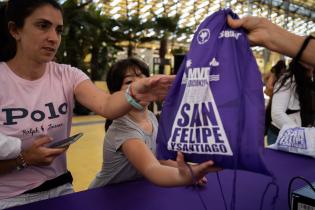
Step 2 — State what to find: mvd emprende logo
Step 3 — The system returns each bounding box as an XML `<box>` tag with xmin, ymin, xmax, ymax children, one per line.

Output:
<box><xmin>168</xmin><ymin>58</ymin><xmax>233</xmax><ymax>156</ymax></box>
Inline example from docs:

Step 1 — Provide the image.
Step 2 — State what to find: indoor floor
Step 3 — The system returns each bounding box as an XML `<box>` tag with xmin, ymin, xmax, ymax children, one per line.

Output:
<box><xmin>67</xmin><ymin>115</ymin><xmax>105</xmax><ymax>192</ymax></box>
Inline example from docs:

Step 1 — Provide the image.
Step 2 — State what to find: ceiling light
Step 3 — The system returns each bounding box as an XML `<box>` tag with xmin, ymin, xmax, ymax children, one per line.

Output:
<box><xmin>110</xmin><ymin>6</ymin><xmax>121</xmax><ymax>14</ymax></box>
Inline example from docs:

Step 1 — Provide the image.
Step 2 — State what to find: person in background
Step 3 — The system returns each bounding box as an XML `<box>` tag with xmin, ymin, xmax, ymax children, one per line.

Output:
<box><xmin>89</xmin><ymin>58</ymin><xmax>219</xmax><ymax>188</ymax></box>
<box><xmin>268</xmin><ymin>61</ymin><xmax>315</xmax><ymax>144</ymax></box>
<box><xmin>264</xmin><ymin>60</ymin><xmax>286</xmax><ymax>138</ymax></box>
<box><xmin>264</xmin><ymin>60</ymin><xmax>286</xmax><ymax>97</ymax></box>
<box><xmin>0</xmin><ymin>1</ymin><xmax>173</xmax><ymax>209</ymax></box>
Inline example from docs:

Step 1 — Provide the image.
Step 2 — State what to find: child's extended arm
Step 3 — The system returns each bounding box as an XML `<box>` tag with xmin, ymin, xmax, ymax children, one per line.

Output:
<box><xmin>122</xmin><ymin>139</ymin><xmax>219</xmax><ymax>187</ymax></box>
<box><xmin>159</xmin><ymin>159</ymin><xmax>209</xmax><ymax>186</ymax></box>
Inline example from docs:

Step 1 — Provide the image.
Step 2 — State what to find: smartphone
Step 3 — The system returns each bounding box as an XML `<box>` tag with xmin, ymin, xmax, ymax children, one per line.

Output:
<box><xmin>47</xmin><ymin>133</ymin><xmax>83</xmax><ymax>148</ymax></box>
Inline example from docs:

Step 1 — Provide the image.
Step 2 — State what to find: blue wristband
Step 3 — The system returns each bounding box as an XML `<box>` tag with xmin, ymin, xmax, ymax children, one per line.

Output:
<box><xmin>125</xmin><ymin>85</ymin><xmax>144</xmax><ymax>111</ymax></box>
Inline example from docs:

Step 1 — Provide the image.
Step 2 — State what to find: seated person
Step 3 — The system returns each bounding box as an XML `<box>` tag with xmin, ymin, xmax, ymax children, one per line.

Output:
<box><xmin>89</xmin><ymin>58</ymin><xmax>219</xmax><ymax>188</ymax></box>
<box><xmin>264</xmin><ymin>60</ymin><xmax>287</xmax><ymax>137</ymax></box>
<box><xmin>268</xmin><ymin>62</ymin><xmax>314</xmax><ymax>144</ymax></box>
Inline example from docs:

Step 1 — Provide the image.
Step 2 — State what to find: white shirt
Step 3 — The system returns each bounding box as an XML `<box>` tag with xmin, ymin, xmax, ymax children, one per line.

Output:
<box><xmin>271</xmin><ymin>77</ymin><xmax>301</xmax><ymax>129</ymax></box>
<box><xmin>0</xmin><ymin>133</ymin><xmax>21</xmax><ymax>160</ymax></box>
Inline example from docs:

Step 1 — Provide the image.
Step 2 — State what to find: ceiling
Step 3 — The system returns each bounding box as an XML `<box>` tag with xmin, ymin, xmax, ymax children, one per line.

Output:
<box><xmin>95</xmin><ymin>0</ymin><xmax>315</xmax><ymax>41</ymax></box>
<box><xmin>2</xmin><ymin>0</ymin><xmax>314</xmax><ymax>48</ymax></box>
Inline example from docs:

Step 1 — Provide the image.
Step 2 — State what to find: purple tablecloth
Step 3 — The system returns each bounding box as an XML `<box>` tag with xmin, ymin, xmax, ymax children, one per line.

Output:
<box><xmin>9</xmin><ymin>149</ymin><xmax>315</xmax><ymax>210</ymax></box>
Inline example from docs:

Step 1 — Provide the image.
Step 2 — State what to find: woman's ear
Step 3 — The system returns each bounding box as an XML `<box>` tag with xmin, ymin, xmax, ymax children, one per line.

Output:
<box><xmin>8</xmin><ymin>21</ymin><xmax>20</xmax><ymax>40</ymax></box>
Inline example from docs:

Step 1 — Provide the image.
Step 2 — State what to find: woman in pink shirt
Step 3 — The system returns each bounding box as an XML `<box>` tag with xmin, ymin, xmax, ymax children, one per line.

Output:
<box><xmin>0</xmin><ymin>0</ymin><xmax>174</xmax><ymax>208</ymax></box>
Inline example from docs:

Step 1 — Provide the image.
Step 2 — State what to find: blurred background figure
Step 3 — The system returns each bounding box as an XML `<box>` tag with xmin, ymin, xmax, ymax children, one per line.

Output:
<box><xmin>264</xmin><ymin>60</ymin><xmax>287</xmax><ymax>138</ymax></box>
<box><xmin>267</xmin><ymin>60</ymin><xmax>315</xmax><ymax>145</ymax></box>
<box><xmin>264</xmin><ymin>60</ymin><xmax>287</xmax><ymax>97</ymax></box>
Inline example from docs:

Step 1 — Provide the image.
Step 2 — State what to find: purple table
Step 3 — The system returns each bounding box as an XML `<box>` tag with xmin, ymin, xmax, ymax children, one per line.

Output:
<box><xmin>9</xmin><ymin>150</ymin><xmax>315</xmax><ymax>210</ymax></box>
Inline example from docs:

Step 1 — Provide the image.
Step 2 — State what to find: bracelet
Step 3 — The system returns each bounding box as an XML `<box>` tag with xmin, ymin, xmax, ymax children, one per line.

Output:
<box><xmin>185</xmin><ymin>162</ymin><xmax>197</xmax><ymax>185</ymax></box>
<box><xmin>125</xmin><ymin>84</ymin><xmax>144</xmax><ymax>111</ymax></box>
<box><xmin>16</xmin><ymin>153</ymin><xmax>27</xmax><ymax>171</ymax></box>
<box><xmin>294</xmin><ymin>35</ymin><xmax>314</xmax><ymax>62</ymax></box>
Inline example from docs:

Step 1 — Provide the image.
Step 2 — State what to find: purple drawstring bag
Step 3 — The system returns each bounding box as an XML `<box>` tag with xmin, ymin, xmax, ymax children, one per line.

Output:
<box><xmin>156</xmin><ymin>9</ymin><xmax>271</xmax><ymax>176</ymax></box>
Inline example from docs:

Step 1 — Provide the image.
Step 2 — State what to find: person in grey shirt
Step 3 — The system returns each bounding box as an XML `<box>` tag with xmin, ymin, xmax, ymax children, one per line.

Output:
<box><xmin>89</xmin><ymin>58</ymin><xmax>219</xmax><ymax>189</ymax></box>
<box><xmin>90</xmin><ymin>111</ymin><xmax>158</xmax><ymax>187</ymax></box>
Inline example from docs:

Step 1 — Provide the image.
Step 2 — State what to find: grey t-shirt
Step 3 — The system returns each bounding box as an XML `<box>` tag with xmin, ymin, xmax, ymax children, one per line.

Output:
<box><xmin>89</xmin><ymin>111</ymin><xmax>158</xmax><ymax>188</ymax></box>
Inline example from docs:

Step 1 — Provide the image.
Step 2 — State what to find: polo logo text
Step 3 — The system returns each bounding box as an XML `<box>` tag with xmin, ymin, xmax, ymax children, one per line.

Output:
<box><xmin>2</xmin><ymin>102</ymin><xmax>68</xmax><ymax>125</ymax></box>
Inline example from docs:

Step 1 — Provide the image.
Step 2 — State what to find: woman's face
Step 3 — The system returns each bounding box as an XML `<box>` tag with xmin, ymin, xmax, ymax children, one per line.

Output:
<box><xmin>120</xmin><ymin>67</ymin><xmax>146</xmax><ymax>91</ymax></box>
<box><xmin>11</xmin><ymin>4</ymin><xmax>63</xmax><ymax>63</ymax></box>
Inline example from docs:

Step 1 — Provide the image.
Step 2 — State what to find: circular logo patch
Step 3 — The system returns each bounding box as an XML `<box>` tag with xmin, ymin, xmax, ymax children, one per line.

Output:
<box><xmin>197</xmin><ymin>28</ymin><xmax>210</xmax><ymax>45</ymax></box>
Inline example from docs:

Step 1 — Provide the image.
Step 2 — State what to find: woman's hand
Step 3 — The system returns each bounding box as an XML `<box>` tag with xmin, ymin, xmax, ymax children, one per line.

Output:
<box><xmin>227</xmin><ymin>15</ymin><xmax>277</xmax><ymax>50</ymax></box>
<box><xmin>132</xmin><ymin>74</ymin><xmax>175</xmax><ymax>105</ymax></box>
<box><xmin>227</xmin><ymin>15</ymin><xmax>313</xmax><ymax>65</ymax></box>
<box><xmin>22</xmin><ymin>135</ymin><xmax>67</xmax><ymax>166</ymax></box>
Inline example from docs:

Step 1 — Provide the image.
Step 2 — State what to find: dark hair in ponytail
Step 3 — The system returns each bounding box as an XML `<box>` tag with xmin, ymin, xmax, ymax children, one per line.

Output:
<box><xmin>0</xmin><ymin>0</ymin><xmax>62</xmax><ymax>61</ymax></box>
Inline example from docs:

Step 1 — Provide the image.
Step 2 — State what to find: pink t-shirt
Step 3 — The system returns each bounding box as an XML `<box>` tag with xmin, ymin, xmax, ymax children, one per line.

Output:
<box><xmin>0</xmin><ymin>62</ymin><xmax>89</xmax><ymax>199</ymax></box>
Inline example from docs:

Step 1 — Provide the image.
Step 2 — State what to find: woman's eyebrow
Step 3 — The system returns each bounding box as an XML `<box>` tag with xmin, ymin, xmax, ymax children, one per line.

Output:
<box><xmin>35</xmin><ymin>18</ymin><xmax>63</xmax><ymax>27</ymax></box>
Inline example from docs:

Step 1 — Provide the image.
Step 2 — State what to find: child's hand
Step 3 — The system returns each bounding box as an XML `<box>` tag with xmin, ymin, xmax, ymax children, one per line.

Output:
<box><xmin>196</xmin><ymin>176</ymin><xmax>208</xmax><ymax>187</ymax></box>
<box><xmin>176</xmin><ymin>151</ymin><xmax>222</xmax><ymax>185</ymax></box>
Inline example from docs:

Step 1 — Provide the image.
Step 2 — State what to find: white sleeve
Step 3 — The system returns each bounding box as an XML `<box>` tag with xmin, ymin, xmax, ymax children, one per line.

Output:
<box><xmin>0</xmin><ymin>133</ymin><xmax>21</xmax><ymax>160</ymax></box>
<box><xmin>271</xmin><ymin>82</ymin><xmax>299</xmax><ymax>129</ymax></box>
